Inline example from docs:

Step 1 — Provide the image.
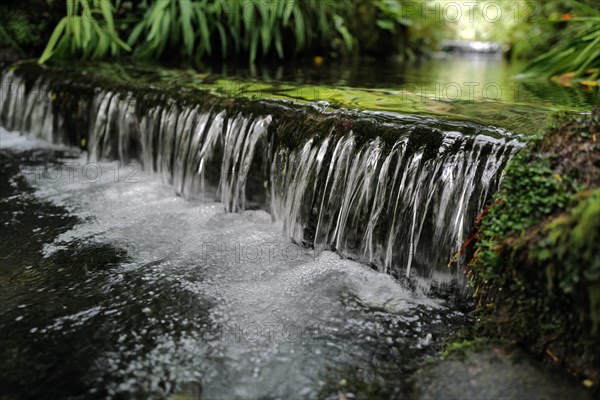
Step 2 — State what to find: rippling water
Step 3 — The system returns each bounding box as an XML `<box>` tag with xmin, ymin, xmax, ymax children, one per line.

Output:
<box><xmin>0</xmin><ymin>129</ymin><xmax>468</xmax><ymax>399</ymax></box>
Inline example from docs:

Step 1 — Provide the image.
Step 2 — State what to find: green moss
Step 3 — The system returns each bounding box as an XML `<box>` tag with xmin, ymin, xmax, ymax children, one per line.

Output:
<box><xmin>467</xmin><ymin>107</ymin><xmax>600</xmax><ymax>380</ymax></box>
<box><xmin>470</xmin><ymin>148</ymin><xmax>580</xmax><ymax>290</ymax></box>
<box><xmin>317</xmin><ymin>368</ymin><xmax>395</xmax><ymax>400</ymax></box>
<box><xmin>534</xmin><ymin>189</ymin><xmax>600</xmax><ymax>333</ymax></box>
<box><xmin>441</xmin><ymin>338</ymin><xmax>489</xmax><ymax>360</ymax></box>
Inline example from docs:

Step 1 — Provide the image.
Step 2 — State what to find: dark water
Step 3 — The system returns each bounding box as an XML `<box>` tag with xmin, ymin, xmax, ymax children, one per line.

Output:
<box><xmin>0</xmin><ymin>145</ymin><xmax>213</xmax><ymax>399</ymax></box>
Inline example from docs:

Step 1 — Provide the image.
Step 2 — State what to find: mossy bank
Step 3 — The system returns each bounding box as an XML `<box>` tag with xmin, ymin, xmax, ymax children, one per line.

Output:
<box><xmin>467</xmin><ymin>107</ymin><xmax>600</xmax><ymax>384</ymax></box>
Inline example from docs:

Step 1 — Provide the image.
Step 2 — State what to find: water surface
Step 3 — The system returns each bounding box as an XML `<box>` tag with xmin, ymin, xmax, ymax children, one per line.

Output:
<box><xmin>36</xmin><ymin>54</ymin><xmax>599</xmax><ymax>134</ymax></box>
<box><xmin>0</xmin><ymin>129</ymin><xmax>467</xmax><ymax>399</ymax></box>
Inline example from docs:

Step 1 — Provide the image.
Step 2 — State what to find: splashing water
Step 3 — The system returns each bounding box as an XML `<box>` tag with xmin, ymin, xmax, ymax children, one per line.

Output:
<box><xmin>0</xmin><ymin>67</ymin><xmax>523</xmax><ymax>285</ymax></box>
<box><xmin>0</xmin><ymin>62</ymin><xmax>527</xmax><ymax>398</ymax></box>
<box><xmin>1</xmin><ymin>129</ymin><xmax>467</xmax><ymax>398</ymax></box>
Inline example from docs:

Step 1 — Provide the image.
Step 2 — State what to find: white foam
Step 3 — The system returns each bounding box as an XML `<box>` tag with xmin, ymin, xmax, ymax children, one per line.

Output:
<box><xmin>5</xmin><ymin>129</ymin><xmax>449</xmax><ymax>398</ymax></box>
<box><xmin>0</xmin><ymin>127</ymin><xmax>73</xmax><ymax>151</ymax></box>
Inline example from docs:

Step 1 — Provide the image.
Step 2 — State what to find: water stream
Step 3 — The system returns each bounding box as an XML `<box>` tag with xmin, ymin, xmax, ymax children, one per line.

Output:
<box><xmin>1</xmin><ymin>129</ymin><xmax>466</xmax><ymax>399</ymax></box>
<box><xmin>0</xmin><ymin>58</ymin><xmax>590</xmax><ymax>398</ymax></box>
<box><xmin>0</xmin><ymin>65</ymin><xmax>523</xmax><ymax>282</ymax></box>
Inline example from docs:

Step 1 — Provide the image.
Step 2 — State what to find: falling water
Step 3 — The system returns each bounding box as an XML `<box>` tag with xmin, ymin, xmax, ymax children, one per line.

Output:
<box><xmin>0</xmin><ymin>67</ymin><xmax>523</xmax><ymax>284</ymax></box>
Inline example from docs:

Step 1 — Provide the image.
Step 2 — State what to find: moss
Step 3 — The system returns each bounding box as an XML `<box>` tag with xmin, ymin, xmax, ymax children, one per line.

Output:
<box><xmin>317</xmin><ymin>368</ymin><xmax>398</xmax><ymax>400</ymax></box>
<box><xmin>9</xmin><ymin>61</ymin><xmax>518</xmax><ymax>152</ymax></box>
<box><xmin>534</xmin><ymin>189</ymin><xmax>600</xmax><ymax>333</ymax></box>
<box><xmin>467</xmin><ymin>107</ymin><xmax>600</xmax><ymax>381</ymax></box>
<box><xmin>441</xmin><ymin>338</ymin><xmax>490</xmax><ymax>360</ymax></box>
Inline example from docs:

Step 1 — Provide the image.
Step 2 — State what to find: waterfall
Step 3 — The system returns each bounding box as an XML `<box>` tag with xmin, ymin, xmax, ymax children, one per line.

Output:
<box><xmin>0</xmin><ymin>66</ymin><xmax>523</xmax><ymax>284</ymax></box>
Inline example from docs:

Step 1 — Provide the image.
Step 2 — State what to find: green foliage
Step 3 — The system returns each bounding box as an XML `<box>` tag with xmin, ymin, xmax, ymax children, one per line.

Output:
<box><xmin>0</xmin><ymin>6</ymin><xmax>47</xmax><ymax>55</ymax></box>
<box><xmin>127</xmin><ymin>0</ymin><xmax>354</xmax><ymax>63</ymax></box>
<box><xmin>523</xmin><ymin>19</ymin><xmax>600</xmax><ymax>80</ymax></box>
<box><xmin>374</xmin><ymin>0</ymin><xmax>407</xmax><ymax>32</ymax></box>
<box><xmin>37</xmin><ymin>0</ymin><xmax>358</xmax><ymax>64</ymax></box>
<box><xmin>398</xmin><ymin>0</ymin><xmax>448</xmax><ymax>59</ymax></box>
<box><xmin>492</xmin><ymin>152</ymin><xmax>575</xmax><ymax>231</ymax></box>
<box><xmin>519</xmin><ymin>0</ymin><xmax>600</xmax><ymax>80</ymax></box>
<box><xmin>509</xmin><ymin>0</ymin><xmax>568</xmax><ymax>61</ymax></box>
<box><xmin>534</xmin><ymin>189</ymin><xmax>600</xmax><ymax>333</ymax></box>
<box><xmin>38</xmin><ymin>0</ymin><xmax>131</xmax><ymax>64</ymax></box>
<box><xmin>37</xmin><ymin>0</ymin><xmax>425</xmax><ymax>64</ymax></box>
<box><xmin>0</xmin><ymin>25</ymin><xmax>24</xmax><ymax>57</ymax></box>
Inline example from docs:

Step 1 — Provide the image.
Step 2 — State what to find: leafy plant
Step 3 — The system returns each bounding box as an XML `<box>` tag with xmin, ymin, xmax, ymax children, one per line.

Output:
<box><xmin>0</xmin><ymin>24</ymin><xmax>24</xmax><ymax>56</ymax></box>
<box><xmin>36</xmin><ymin>0</ymin><xmax>436</xmax><ymax>64</ymax></box>
<box><xmin>38</xmin><ymin>0</ymin><xmax>131</xmax><ymax>64</ymax></box>
<box><xmin>0</xmin><ymin>6</ymin><xmax>49</xmax><ymax>56</ymax></box>
<box><xmin>126</xmin><ymin>0</ymin><xmax>354</xmax><ymax>63</ymax></box>
<box><xmin>520</xmin><ymin>0</ymin><xmax>600</xmax><ymax>81</ymax></box>
<box><xmin>374</xmin><ymin>0</ymin><xmax>406</xmax><ymax>32</ymax></box>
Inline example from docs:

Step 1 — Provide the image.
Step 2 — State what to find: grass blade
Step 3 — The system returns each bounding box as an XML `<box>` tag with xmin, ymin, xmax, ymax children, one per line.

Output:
<box><xmin>39</xmin><ymin>17</ymin><xmax>68</xmax><ymax>64</ymax></box>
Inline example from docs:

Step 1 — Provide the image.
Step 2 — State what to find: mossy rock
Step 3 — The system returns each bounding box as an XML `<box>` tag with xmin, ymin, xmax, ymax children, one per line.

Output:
<box><xmin>467</xmin><ymin>107</ymin><xmax>600</xmax><ymax>382</ymax></box>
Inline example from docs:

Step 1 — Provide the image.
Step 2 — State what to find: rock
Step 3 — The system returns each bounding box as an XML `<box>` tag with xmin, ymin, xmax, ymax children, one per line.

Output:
<box><xmin>411</xmin><ymin>345</ymin><xmax>595</xmax><ymax>400</ymax></box>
